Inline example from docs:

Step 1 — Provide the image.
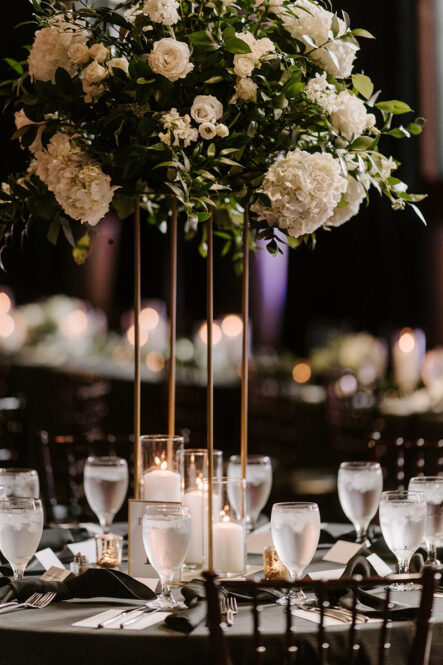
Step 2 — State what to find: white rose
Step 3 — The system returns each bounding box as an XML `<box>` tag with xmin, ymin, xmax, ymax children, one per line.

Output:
<box><xmin>14</xmin><ymin>109</ymin><xmax>45</xmax><ymax>154</ymax></box>
<box><xmin>199</xmin><ymin>122</ymin><xmax>217</xmax><ymax>140</ymax></box>
<box><xmin>89</xmin><ymin>43</ymin><xmax>110</xmax><ymax>63</ymax></box>
<box><xmin>233</xmin><ymin>54</ymin><xmax>255</xmax><ymax>78</ymax></box>
<box><xmin>330</xmin><ymin>90</ymin><xmax>375</xmax><ymax>140</ymax></box>
<box><xmin>83</xmin><ymin>60</ymin><xmax>107</xmax><ymax>84</ymax></box>
<box><xmin>148</xmin><ymin>38</ymin><xmax>193</xmax><ymax>82</ymax></box>
<box><xmin>67</xmin><ymin>43</ymin><xmax>90</xmax><ymax>66</ymax></box>
<box><xmin>190</xmin><ymin>95</ymin><xmax>223</xmax><ymax>124</ymax></box>
<box><xmin>233</xmin><ymin>77</ymin><xmax>258</xmax><ymax>102</ymax></box>
<box><xmin>251</xmin><ymin>149</ymin><xmax>347</xmax><ymax>238</ymax></box>
<box><xmin>216</xmin><ymin>124</ymin><xmax>229</xmax><ymax>138</ymax></box>
<box><xmin>107</xmin><ymin>57</ymin><xmax>129</xmax><ymax>75</ymax></box>
<box><xmin>143</xmin><ymin>0</ymin><xmax>180</xmax><ymax>25</ymax></box>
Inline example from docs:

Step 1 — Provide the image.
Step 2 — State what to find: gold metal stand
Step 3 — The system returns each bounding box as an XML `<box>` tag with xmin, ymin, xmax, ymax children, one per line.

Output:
<box><xmin>240</xmin><ymin>207</ymin><xmax>249</xmax><ymax>482</ymax></box>
<box><xmin>168</xmin><ymin>196</ymin><xmax>177</xmax><ymax>439</ymax></box>
<box><xmin>133</xmin><ymin>197</ymin><xmax>142</xmax><ymax>499</ymax></box>
<box><xmin>206</xmin><ymin>214</ymin><xmax>214</xmax><ymax>572</ymax></box>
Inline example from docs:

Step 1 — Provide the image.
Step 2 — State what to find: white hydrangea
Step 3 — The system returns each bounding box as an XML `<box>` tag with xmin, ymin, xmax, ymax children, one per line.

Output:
<box><xmin>305</xmin><ymin>73</ymin><xmax>336</xmax><ymax>114</ymax></box>
<box><xmin>325</xmin><ymin>175</ymin><xmax>367</xmax><ymax>227</ymax></box>
<box><xmin>330</xmin><ymin>90</ymin><xmax>376</xmax><ymax>140</ymax></box>
<box><xmin>34</xmin><ymin>132</ymin><xmax>116</xmax><ymax>226</ymax></box>
<box><xmin>190</xmin><ymin>96</ymin><xmax>223</xmax><ymax>124</ymax></box>
<box><xmin>14</xmin><ymin>110</ymin><xmax>45</xmax><ymax>154</ymax></box>
<box><xmin>282</xmin><ymin>1</ymin><xmax>358</xmax><ymax>78</ymax></box>
<box><xmin>251</xmin><ymin>149</ymin><xmax>347</xmax><ymax>238</ymax></box>
<box><xmin>232</xmin><ymin>77</ymin><xmax>258</xmax><ymax>103</ymax></box>
<box><xmin>233</xmin><ymin>31</ymin><xmax>275</xmax><ymax>78</ymax></box>
<box><xmin>143</xmin><ymin>0</ymin><xmax>180</xmax><ymax>25</ymax></box>
<box><xmin>28</xmin><ymin>16</ymin><xmax>88</xmax><ymax>82</ymax></box>
<box><xmin>159</xmin><ymin>109</ymin><xmax>198</xmax><ymax>147</ymax></box>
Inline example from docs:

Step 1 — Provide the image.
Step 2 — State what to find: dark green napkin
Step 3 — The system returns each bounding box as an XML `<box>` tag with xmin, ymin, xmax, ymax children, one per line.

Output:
<box><xmin>0</xmin><ymin>568</ymin><xmax>156</xmax><ymax>604</ymax></box>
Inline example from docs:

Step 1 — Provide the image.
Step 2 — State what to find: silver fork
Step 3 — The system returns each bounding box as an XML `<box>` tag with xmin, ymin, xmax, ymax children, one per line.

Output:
<box><xmin>227</xmin><ymin>595</ymin><xmax>238</xmax><ymax>617</ymax></box>
<box><xmin>0</xmin><ymin>591</ymin><xmax>56</xmax><ymax>614</ymax></box>
<box><xmin>220</xmin><ymin>596</ymin><xmax>233</xmax><ymax>627</ymax></box>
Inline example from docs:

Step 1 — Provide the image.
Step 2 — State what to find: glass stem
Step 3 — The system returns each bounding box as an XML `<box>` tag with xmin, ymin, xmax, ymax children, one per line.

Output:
<box><xmin>99</xmin><ymin>515</ymin><xmax>112</xmax><ymax>534</ymax></box>
<box><xmin>354</xmin><ymin>524</ymin><xmax>367</xmax><ymax>544</ymax></box>
<box><xmin>426</xmin><ymin>543</ymin><xmax>438</xmax><ymax>565</ymax></box>
<box><xmin>12</xmin><ymin>565</ymin><xmax>24</xmax><ymax>580</ymax></box>
<box><xmin>160</xmin><ymin>575</ymin><xmax>173</xmax><ymax>599</ymax></box>
<box><xmin>397</xmin><ymin>558</ymin><xmax>410</xmax><ymax>575</ymax></box>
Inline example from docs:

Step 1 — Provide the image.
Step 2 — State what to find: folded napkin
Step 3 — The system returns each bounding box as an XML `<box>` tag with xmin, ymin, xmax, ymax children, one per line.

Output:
<box><xmin>0</xmin><ymin>568</ymin><xmax>156</xmax><ymax>604</ymax></box>
<box><xmin>38</xmin><ymin>527</ymin><xmax>91</xmax><ymax>554</ymax></box>
<box><xmin>164</xmin><ymin>581</ymin><xmax>208</xmax><ymax>634</ymax></box>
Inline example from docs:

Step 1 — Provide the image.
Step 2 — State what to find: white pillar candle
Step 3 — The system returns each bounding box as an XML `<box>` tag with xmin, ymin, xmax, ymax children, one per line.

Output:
<box><xmin>143</xmin><ymin>469</ymin><xmax>182</xmax><ymax>502</ymax></box>
<box><xmin>183</xmin><ymin>488</ymin><xmax>221</xmax><ymax>566</ymax></box>
<box><xmin>213</xmin><ymin>520</ymin><xmax>245</xmax><ymax>574</ymax></box>
<box><xmin>392</xmin><ymin>328</ymin><xmax>425</xmax><ymax>394</ymax></box>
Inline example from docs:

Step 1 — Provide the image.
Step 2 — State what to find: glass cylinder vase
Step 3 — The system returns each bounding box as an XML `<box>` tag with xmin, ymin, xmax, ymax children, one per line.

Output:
<box><xmin>209</xmin><ymin>477</ymin><xmax>247</xmax><ymax>577</ymax></box>
<box><xmin>141</xmin><ymin>435</ymin><xmax>184</xmax><ymax>502</ymax></box>
<box><xmin>183</xmin><ymin>449</ymin><xmax>223</xmax><ymax>569</ymax></box>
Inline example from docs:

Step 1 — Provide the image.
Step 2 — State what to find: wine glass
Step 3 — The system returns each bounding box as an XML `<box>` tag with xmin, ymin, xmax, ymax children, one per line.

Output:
<box><xmin>0</xmin><ymin>497</ymin><xmax>43</xmax><ymax>579</ymax></box>
<box><xmin>338</xmin><ymin>461</ymin><xmax>383</xmax><ymax>543</ymax></box>
<box><xmin>84</xmin><ymin>457</ymin><xmax>128</xmax><ymax>533</ymax></box>
<box><xmin>379</xmin><ymin>490</ymin><xmax>427</xmax><ymax>590</ymax></box>
<box><xmin>142</xmin><ymin>503</ymin><xmax>191</xmax><ymax>609</ymax></box>
<box><xmin>271</xmin><ymin>502</ymin><xmax>320</xmax><ymax>606</ymax></box>
<box><xmin>0</xmin><ymin>468</ymin><xmax>39</xmax><ymax>498</ymax></box>
<box><xmin>227</xmin><ymin>455</ymin><xmax>272</xmax><ymax>532</ymax></box>
<box><xmin>408</xmin><ymin>476</ymin><xmax>443</xmax><ymax>568</ymax></box>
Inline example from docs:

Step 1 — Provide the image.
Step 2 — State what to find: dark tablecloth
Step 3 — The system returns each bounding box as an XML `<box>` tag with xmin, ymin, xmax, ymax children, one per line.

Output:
<box><xmin>0</xmin><ymin>530</ymin><xmax>442</xmax><ymax>665</ymax></box>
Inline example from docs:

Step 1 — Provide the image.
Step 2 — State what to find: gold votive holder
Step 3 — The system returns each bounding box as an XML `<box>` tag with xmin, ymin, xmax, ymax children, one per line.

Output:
<box><xmin>95</xmin><ymin>534</ymin><xmax>123</xmax><ymax>569</ymax></box>
<box><xmin>263</xmin><ymin>545</ymin><xmax>288</xmax><ymax>581</ymax></box>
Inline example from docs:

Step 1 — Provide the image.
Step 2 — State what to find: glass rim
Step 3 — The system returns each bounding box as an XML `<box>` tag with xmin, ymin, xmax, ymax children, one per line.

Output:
<box><xmin>86</xmin><ymin>456</ymin><xmax>127</xmax><ymax>465</ymax></box>
<box><xmin>143</xmin><ymin>502</ymin><xmax>190</xmax><ymax>516</ymax></box>
<box><xmin>212</xmin><ymin>476</ymin><xmax>247</xmax><ymax>485</ymax></box>
<box><xmin>0</xmin><ymin>468</ymin><xmax>38</xmax><ymax>475</ymax></box>
<box><xmin>0</xmin><ymin>496</ymin><xmax>42</xmax><ymax>508</ymax></box>
<box><xmin>140</xmin><ymin>434</ymin><xmax>185</xmax><ymax>443</ymax></box>
<box><xmin>229</xmin><ymin>454</ymin><xmax>271</xmax><ymax>464</ymax></box>
<box><xmin>339</xmin><ymin>461</ymin><xmax>381</xmax><ymax>470</ymax></box>
<box><xmin>183</xmin><ymin>448</ymin><xmax>223</xmax><ymax>456</ymax></box>
<box><xmin>272</xmin><ymin>501</ymin><xmax>319</xmax><ymax>510</ymax></box>
<box><xmin>409</xmin><ymin>476</ymin><xmax>443</xmax><ymax>483</ymax></box>
<box><xmin>380</xmin><ymin>490</ymin><xmax>425</xmax><ymax>501</ymax></box>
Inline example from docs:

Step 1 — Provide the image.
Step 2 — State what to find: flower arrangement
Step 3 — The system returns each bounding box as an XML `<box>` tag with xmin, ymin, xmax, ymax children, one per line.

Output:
<box><xmin>0</xmin><ymin>0</ymin><xmax>426</xmax><ymax>265</ymax></box>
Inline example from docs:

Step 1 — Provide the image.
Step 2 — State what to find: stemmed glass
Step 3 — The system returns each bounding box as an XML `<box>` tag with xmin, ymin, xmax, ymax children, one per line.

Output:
<box><xmin>271</xmin><ymin>502</ymin><xmax>320</xmax><ymax>606</ymax></box>
<box><xmin>408</xmin><ymin>477</ymin><xmax>443</xmax><ymax>568</ymax></box>
<box><xmin>84</xmin><ymin>457</ymin><xmax>129</xmax><ymax>533</ymax></box>
<box><xmin>0</xmin><ymin>497</ymin><xmax>43</xmax><ymax>579</ymax></box>
<box><xmin>142</xmin><ymin>503</ymin><xmax>191</xmax><ymax>609</ymax></box>
<box><xmin>338</xmin><ymin>461</ymin><xmax>383</xmax><ymax>544</ymax></box>
<box><xmin>379</xmin><ymin>490</ymin><xmax>427</xmax><ymax>590</ymax></box>
<box><xmin>0</xmin><ymin>468</ymin><xmax>40</xmax><ymax>498</ymax></box>
<box><xmin>228</xmin><ymin>455</ymin><xmax>272</xmax><ymax>532</ymax></box>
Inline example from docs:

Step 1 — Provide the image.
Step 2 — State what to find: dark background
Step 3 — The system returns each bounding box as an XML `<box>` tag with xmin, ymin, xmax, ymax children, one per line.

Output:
<box><xmin>0</xmin><ymin>1</ymin><xmax>440</xmax><ymax>352</ymax></box>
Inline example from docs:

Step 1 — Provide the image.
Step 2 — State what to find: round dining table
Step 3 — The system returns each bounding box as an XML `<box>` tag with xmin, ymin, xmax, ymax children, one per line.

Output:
<box><xmin>0</xmin><ymin>526</ymin><xmax>442</xmax><ymax>665</ymax></box>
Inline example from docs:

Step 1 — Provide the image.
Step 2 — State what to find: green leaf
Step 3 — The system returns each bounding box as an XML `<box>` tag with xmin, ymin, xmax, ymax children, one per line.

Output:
<box><xmin>411</xmin><ymin>204</ymin><xmax>426</xmax><ymax>225</ymax></box>
<box><xmin>188</xmin><ymin>31</ymin><xmax>219</xmax><ymax>51</ymax></box>
<box><xmin>207</xmin><ymin>143</ymin><xmax>216</xmax><ymax>158</ymax></box>
<box><xmin>205</xmin><ymin>76</ymin><xmax>224</xmax><ymax>84</ymax></box>
<box><xmin>4</xmin><ymin>58</ymin><xmax>24</xmax><ymax>75</ymax></box>
<box><xmin>407</xmin><ymin>122</ymin><xmax>424</xmax><ymax>136</ymax></box>
<box><xmin>375</xmin><ymin>100</ymin><xmax>413</xmax><ymax>115</ymax></box>
<box><xmin>286</xmin><ymin>236</ymin><xmax>302</xmax><ymax>249</ymax></box>
<box><xmin>222</xmin><ymin>25</ymin><xmax>235</xmax><ymax>41</ymax></box>
<box><xmin>352</xmin><ymin>28</ymin><xmax>376</xmax><ymax>39</ymax></box>
<box><xmin>349</xmin><ymin>136</ymin><xmax>376</xmax><ymax>151</ymax></box>
<box><xmin>352</xmin><ymin>74</ymin><xmax>374</xmax><ymax>100</ymax></box>
<box><xmin>60</xmin><ymin>218</ymin><xmax>75</xmax><ymax>247</ymax></box>
<box><xmin>224</xmin><ymin>37</ymin><xmax>252</xmax><ymax>54</ymax></box>
<box><xmin>47</xmin><ymin>219</ymin><xmax>60</xmax><ymax>246</ymax></box>
<box><xmin>73</xmin><ymin>233</ymin><xmax>91</xmax><ymax>265</ymax></box>
<box><xmin>55</xmin><ymin>67</ymin><xmax>74</xmax><ymax>95</ymax></box>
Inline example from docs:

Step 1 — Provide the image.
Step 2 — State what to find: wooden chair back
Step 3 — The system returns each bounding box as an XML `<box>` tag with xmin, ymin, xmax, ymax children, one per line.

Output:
<box><xmin>37</xmin><ymin>431</ymin><xmax>134</xmax><ymax>523</ymax></box>
<box><xmin>368</xmin><ymin>431</ymin><xmax>443</xmax><ymax>488</ymax></box>
<box><xmin>204</xmin><ymin>569</ymin><xmax>437</xmax><ymax>665</ymax></box>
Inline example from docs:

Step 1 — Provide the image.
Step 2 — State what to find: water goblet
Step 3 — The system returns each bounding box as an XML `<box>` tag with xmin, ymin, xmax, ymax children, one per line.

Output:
<box><xmin>408</xmin><ymin>476</ymin><xmax>443</xmax><ymax>568</ymax></box>
<box><xmin>0</xmin><ymin>497</ymin><xmax>43</xmax><ymax>579</ymax></box>
<box><xmin>271</xmin><ymin>502</ymin><xmax>320</xmax><ymax>606</ymax></box>
<box><xmin>379</xmin><ymin>490</ymin><xmax>427</xmax><ymax>590</ymax></box>
<box><xmin>142</xmin><ymin>503</ymin><xmax>191</xmax><ymax>610</ymax></box>
<box><xmin>0</xmin><ymin>468</ymin><xmax>40</xmax><ymax>498</ymax></box>
<box><xmin>338</xmin><ymin>461</ymin><xmax>383</xmax><ymax>544</ymax></box>
<box><xmin>228</xmin><ymin>455</ymin><xmax>272</xmax><ymax>532</ymax></box>
<box><xmin>84</xmin><ymin>456</ymin><xmax>128</xmax><ymax>533</ymax></box>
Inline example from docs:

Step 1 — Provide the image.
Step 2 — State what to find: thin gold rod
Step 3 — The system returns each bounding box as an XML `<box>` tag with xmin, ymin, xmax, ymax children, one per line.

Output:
<box><xmin>168</xmin><ymin>195</ymin><xmax>177</xmax><ymax>439</ymax></box>
<box><xmin>241</xmin><ymin>206</ymin><xmax>249</xmax><ymax>482</ymax></box>
<box><xmin>133</xmin><ymin>196</ymin><xmax>142</xmax><ymax>499</ymax></box>
<box><xmin>206</xmin><ymin>214</ymin><xmax>214</xmax><ymax>572</ymax></box>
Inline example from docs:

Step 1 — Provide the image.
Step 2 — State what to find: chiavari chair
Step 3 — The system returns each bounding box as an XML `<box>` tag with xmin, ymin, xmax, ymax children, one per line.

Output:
<box><xmin>204</xmin><ymin>569</ymin><xmax>437</xmax><ymax>665</ymax></box>
<box><xmin>36</xmin><ymin>431</ymin><xmax>134</xmax><ymax>523</ymax></box>
<box><xmin>368</xmin><ymin>431</ymin><xmax>443</xmax><ymax>489</ymax></box>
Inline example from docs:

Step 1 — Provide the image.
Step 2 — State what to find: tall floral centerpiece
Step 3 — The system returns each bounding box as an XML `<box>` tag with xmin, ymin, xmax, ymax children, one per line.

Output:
<box><xmin>0</xmin><ymin>0</ymin><xmax>426</xmax><ymax>570</ymax></box>
<box><xmin>0</xmin><ymin>0</ymin><xmax>425</xmax><ymax>263</ymax></box>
